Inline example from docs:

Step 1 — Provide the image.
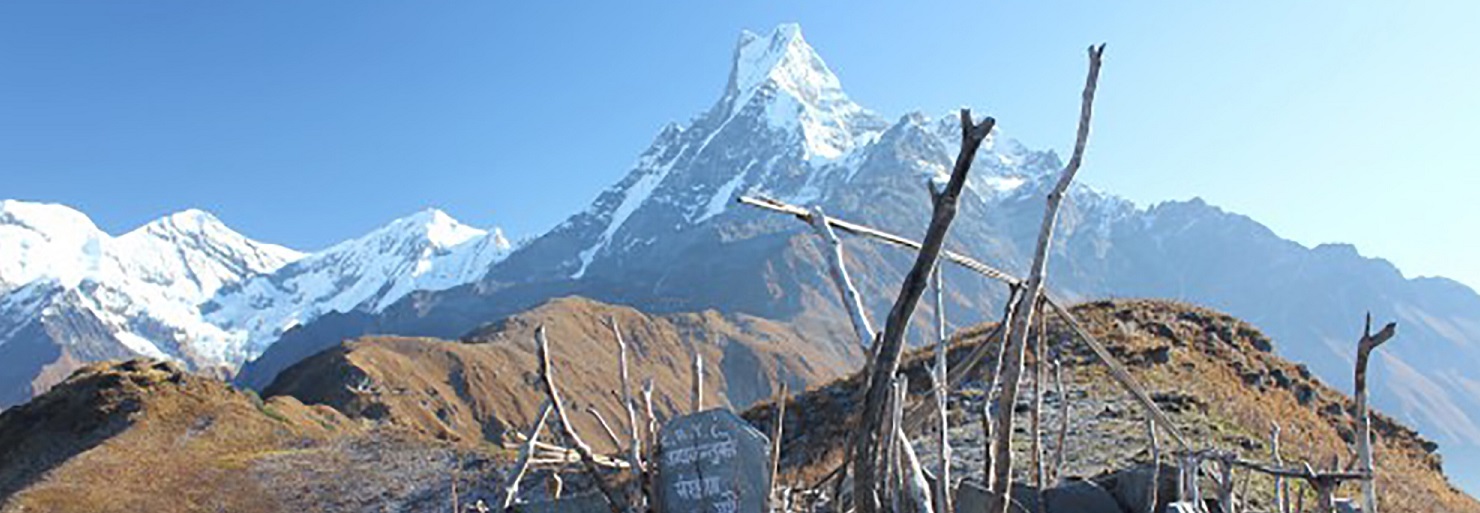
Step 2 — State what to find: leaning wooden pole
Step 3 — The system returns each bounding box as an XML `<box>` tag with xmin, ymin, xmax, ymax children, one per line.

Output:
<box><xmin>1354</xmin><ymin>314</ymin><xmax>1397</xmax><ymax>513</ymax></box>
<box><xmin>989</xmin><ymin>43</ymin><xmax>1106</xmax><ymax>513</ymax></box>
<box><xmin>500</xmin><ymin>400</ymin><xmax>554</xmax><ymax>510</ymax></box>
<box><xmin>769</xmin><ymin>383</ymin><xmax>789</xmax><ymax>512</ymax></box>
<box><xmin>610</xmin><ymin>318</ymin><xmax>645</xmax><ymax>476</ymax></box>
<box><xmin>852</xmin><ymin>109</ymin><xmax>995</xmax><ymax>513</ymax></box>
<box><xmin>932</xmin><ymin>265</ymin><xmax>953</xmax><ymax>513</ymax></box>
<box><xmin>811</xmin><ymin>205</ymin><xmax>877</xmax><ymax>349</ymax></box>
<box><xmin>534</xmin><ymin>326</ymin><xmax>626</xmax><ymax>513</ymax></box>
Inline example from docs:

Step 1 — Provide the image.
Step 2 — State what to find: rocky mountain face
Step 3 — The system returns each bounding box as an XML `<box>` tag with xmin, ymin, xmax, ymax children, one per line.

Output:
<box><xmin>243</xmin><ymin>24</ymin><xmax>1480</xmax><ymax>487</ymax></box>
<box><xmin>0</xmin><ymin>201</ymin><xmax>512</xmax><ymax>408</ymax></box>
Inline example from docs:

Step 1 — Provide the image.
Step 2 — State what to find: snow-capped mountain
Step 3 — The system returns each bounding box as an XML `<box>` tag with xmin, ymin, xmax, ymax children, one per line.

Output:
<box><xmin>243</xmin><ymin>24</ymin><xmax>1480</xmax><ymax>484</ymax></box>
<box><xmin>0</xmin><ymin>201</ymin><xmax>511</xmax><ymax>407</ymax></box>
<box><xmin>203</xmin><ymin>208</ymin><xmax>511</xmax><ymax>359</ymax></box>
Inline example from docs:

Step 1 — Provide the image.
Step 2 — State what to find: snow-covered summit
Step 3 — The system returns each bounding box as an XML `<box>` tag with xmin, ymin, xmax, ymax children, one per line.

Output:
<box><xmin>720</xmin><ymin>23</ymin><xmax>879</xmax><ymax>160</ymax></box>
<box><xmin>202</xmin><ymin>208</ymin><xmax>513</xmax><ymax>360</ymax></box>
<box><xmin>0</xmin><ymin>200</ymin><xmax>514</xmax><ymax>379</ymax></box>
<box><xmin>0</xmin><ymin>200</ymin><xmax>300</xmax><ymax>298</ymax></box>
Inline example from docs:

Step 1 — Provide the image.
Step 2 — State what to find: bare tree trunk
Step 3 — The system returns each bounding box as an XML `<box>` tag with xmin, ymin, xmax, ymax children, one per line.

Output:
<box><xmin>984</xmin><ymin>285</ymin><xmax>1022</xmax><ymax>494</ymax></box>
<box><xmin>534</xmin><ymin>326</ymin><xmax>626</xmax><ymax>513</ymax></box>
<box><xmin>501</xmin><ymin>402</ymin><xmax>553</xmax><ymax>510</ymax></box>
<box><xmin>1146</xmin><ymin>419</ymin><xmax>1159</xmax><ymax>513</ymax></box>
<box><xmin>1032</xmin><ymin>304</ymin><xmax>1048</xmax><ymax>513</ymax></box>
<box><xmin>1052</xmin><ymin>357</ymin><xmax>1069</xmax><ymax>483</ymax></box>
<box><xmin>770</xmin><ymin>383</ymin><xmax>789</xmax><ymax>512</ymax></box>
<box><xmin>884</xmin><ymin>378</ymin><xmax>902</xmax><ymax>512</ymax></box>
<box><xmin>641</xmin><ymin>378</ymin><xmax>659</xmax><ymax>511</ymax></box>
<box><xmin>1354</xmin><ymin>314</ymin><xmax>1396</xmax><ymax>513</ymax></box>
<box><xmin>1217</xmin><ymin>456</ymin><xmax>1235</xmax><ymax>513</ymax></box>
<box><xmin>932</xmin><ymin>265</ymin><xmax>952</xmax><ymax>513</ymax></box>
<box><xmin>1272</xmin><ymin>423</ymin><xmax>1287</xmax><ymax>513</ymax></box>
<box><xmin>692</xmin><ymin>352</ymin><xmax>704</xmax><ymax>413</ymax></box>
<box><xmin>811</xmin><ymin>205</ymin><xmax>877</xmax><ymax>349</ymax></box>
<box><xmin>989</xmin><ymin>44</ymin><xmax>1106</xmax><ymax>513</ymax></box>
<box><xmin>587</xmin><ymin>407</ymin><xmax>624</xmax><ymax>450</ymax></box>
<box><xmin>853</xmin><ymin>109</ymin><xmax>995</xmax><ymax>513</ymax></box>
<box><xmin>610</xmin><ymin>317</ymin><xmax>645</xmax><ymax>478</ymax></box>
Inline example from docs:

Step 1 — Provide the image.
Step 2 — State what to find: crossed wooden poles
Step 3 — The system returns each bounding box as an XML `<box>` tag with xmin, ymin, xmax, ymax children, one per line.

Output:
<box><xmin>736</xmin><ymin>42</ymin><xmax>1395</xmax><ymax>511</ymax></box>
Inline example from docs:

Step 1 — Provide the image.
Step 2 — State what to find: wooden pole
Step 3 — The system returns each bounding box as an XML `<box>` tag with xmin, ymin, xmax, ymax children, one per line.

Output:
<box><xmin>1354</xmin><ymin>314</ymin><xmax>1396</xmax><ymax>513</ymax></box>
<box><xmin>989</xmin><ymin>43</ymin><xmax>1106</xmax><ymax>513</ymax></box>
<box><xmin>534</xmin><ymin>326</ymin><xmax>626</xmax><ymax>513</ymax></box>
<box><xmin>1217</xmin><ymin>455</ymin><xmax>1235</xmax><ymax>513</ymax></box>
<box><xmin>610</xmin><ymin>317</ymin><xmax>645</xmax><ymax>476</ymax></box>
<box><xmin>1051</xmin><ymin>356</ymin><xmax>1069</xmax><ymax>483</ymax></box>
<box><xmin>931</xmin><ymin>264</ymin><xmax>953</xmax><ymax>513</ymax></box>
<box><xmin>501</xmin><ymin>401</ymin><xmax>554</xmax><ymax>510</ymax></box>
<box><xmin>884</xmin><ymin>377</ymin><xmax>901</xmax><ymax>512</ymax></box>
<box><xmin>1032</xmin><ymin>303</ymin><xmax>1048</xmax><ymax>513</ymax></box>
<box><xmin>984</xmin><ymin>285</ymin><xmax>1022</xmax><ymax>494</ymax></box>
<box><xmin>769</xmin><ymin>383</ymin><xmax>789</xmax><ymax>512</ymax></box>
<box><xmin>1272</xmin><ymin>423</ymin><xmax>1287</xmax><ymax>513</ymax></box>
<box><xmin>811</xmin><ymin>205</ymin><xmax>877</xmax><ymax>349</ymax></box>
<box><xmin>587</xmin><ymin>407</ymin><xmax>624</xmax><ymax>450</ymax></box>
<box><xmin>692</xmin><ymin>351</ymin><xmax>704</xmax><ymax>413</ymax></box>
<box><xmin>853</xmin><ymin>109</ymin><xmax>995</xmax><ymax>513</ymax></box>
<box><xmin>1147</xmin><ymin>419</ymin><xmax>1159</xmax><ymax>513</ymax></box>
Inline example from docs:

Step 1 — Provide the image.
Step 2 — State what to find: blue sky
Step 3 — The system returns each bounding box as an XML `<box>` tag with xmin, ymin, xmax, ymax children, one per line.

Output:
<box><xmin>3</xmin><ymin>1</ymin><xmax>1478</xmax><ymax>297</ymax></box>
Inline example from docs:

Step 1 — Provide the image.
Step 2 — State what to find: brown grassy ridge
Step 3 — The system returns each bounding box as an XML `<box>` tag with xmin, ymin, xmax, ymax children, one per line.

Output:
<box><xmin>0</xmin><ymin>359</ymin><xmax>357</xmax><ymax>513</ymax></box>
<box><xmin>744</xmin><ymin>298</ymin><xmax>1478</xmax><ymax>513</ymax></box>
<box><xmin>263</xmin><ymin>296</ymin><xmax>845</xmax><ymax>454</ymax></box>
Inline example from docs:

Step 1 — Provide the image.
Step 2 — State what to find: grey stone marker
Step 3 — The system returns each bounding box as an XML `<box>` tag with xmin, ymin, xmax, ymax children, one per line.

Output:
<box><xmin>656</xmin><ymin>409</ymin><xmax>771</xmax><ymax>513</ymax></box>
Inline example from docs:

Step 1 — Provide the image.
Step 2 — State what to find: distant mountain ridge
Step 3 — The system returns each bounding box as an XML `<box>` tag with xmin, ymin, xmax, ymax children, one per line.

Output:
<box><xmin>3</xmin><ymin>22</ymin><xmax>1479</xmax><ymax>492</ymax></box>
<box><xmin>0</xmin><ymin>200</ymin><xmax>512</xmax><ymax>407</ymax></box>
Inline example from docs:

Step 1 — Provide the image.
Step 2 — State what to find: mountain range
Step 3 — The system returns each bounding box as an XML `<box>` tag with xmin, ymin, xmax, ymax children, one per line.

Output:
<box><xmin>2</xmin><ymin>23</ymin><xmax>1478</xmax><ymax>491</ymax></box>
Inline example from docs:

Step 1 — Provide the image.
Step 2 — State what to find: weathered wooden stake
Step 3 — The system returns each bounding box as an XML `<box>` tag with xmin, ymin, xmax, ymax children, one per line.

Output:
<box><xmin>1032</xmin><ymin>304</ymin><xmax>1048</xmax><ymax>513</ymax></box>
<box><xmin>769</xmin><ymin>383</ymin><xmax>789</xmax><ymax>512</ymax></box>
<box><xmin>587</xmin><ymin>406</ymin><xmax>624</xmax><ymax>450</ymax></box>
<box><xmin>1217</xmin><ymin>455</ymin><xmax>1235</xmax><ymax>513</ymax></box>
<box><xmin>853</xmin><ymin>109</ymin><xmax>995</xmax><ymax>513</ymax></box>
<box><xmin>811</xmin><ymin>205</ymin><xmax>877</xmax><ymax>349</ymax></box>
<box><xmin>609</xmin><ymin>317</ymin><xmax>645</xmax><ymax>476</ymax></box>
<box><xmin>1052</xmin><ymin>356</ymin><xmax>1069</xmax><ymax>483</ymax></box>
<box><xmin>501</xmin><ymin>401</ymin><xmax>553</xmax><ymax>509</ymax></box>
<box><xmin>989</xmin><ymin>43</ymin><xmax>1106</xmax><ymax>513</ymax></box>
<box><xmin>1146</xmin><ymin>418</ymin><xmax>1159</xmax><ymax>513</ymax></box>
<box><xmin>984</xmin><ymin>285</ymin><xmax>1023</xmax><ymax>494</ymax></box>
<box><xmin>692</xmin><ymin>351</ymin><xmax>705</xmax><ymax>413</ymax></box>
<box><xmin>535</xmin><ymin>326</ymin><xmax>625</xmax><ymax>513</ymax></box>
<box><xmin>1272</xmin><ymin>423</ymin><xmax>1287</xmax><ymax>513</ymax></box>
<box><xmin>1354</xmin><ymin>313</ymin><xmax>1396</xmax><ymax>513</ymax></box>
<box><xmin>931</xmin><ymin>263</ymin><xmax>953</xmax><ymax>513</ymax></box>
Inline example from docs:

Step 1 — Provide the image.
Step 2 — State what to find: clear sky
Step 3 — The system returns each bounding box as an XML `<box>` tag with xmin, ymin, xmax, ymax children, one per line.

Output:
<box><xmin>3</xmin><ymin>1</ymin><xmax>1478</xmax><ymax>295</ymax></box>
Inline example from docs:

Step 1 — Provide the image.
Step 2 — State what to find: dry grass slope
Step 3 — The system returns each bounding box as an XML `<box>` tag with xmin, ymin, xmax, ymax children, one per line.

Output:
<box><xmin>264</xmin><ymin>296</ymin><xmax>844</xmax><ymax>454</ymax></box>
<box><xmin>746</xmin><ymin>299</ymin><xmax>1478</xmax><ymax>513</ymax></box>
